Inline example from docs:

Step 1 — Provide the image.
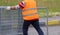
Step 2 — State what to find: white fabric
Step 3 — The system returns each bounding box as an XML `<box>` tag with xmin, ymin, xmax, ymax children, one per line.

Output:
<box><xmin>6</xmin><ymin>6</ymin><xmax>11</xmax><ymax>10</ymax></box>
<box><xmin>15</xmin><ymin>5</ymin><xmax>20</xmax><ymax>9</ymax></box>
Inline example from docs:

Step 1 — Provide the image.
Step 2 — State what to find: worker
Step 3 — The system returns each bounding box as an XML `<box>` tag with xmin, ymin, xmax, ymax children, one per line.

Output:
<box><xmin>6</xmin><ymin>0</ymin><xmax>44</xmax><ymax>35</ymax></box>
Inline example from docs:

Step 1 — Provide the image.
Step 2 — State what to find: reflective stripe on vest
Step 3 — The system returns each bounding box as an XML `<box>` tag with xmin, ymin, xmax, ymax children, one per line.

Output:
<box><xmin>22</xmin><ymin>8</ymin><xmax>38</xmax><ymax>16</ymax></box>
<box><xmin>23</xmin><ymin>8</ymin><xmax>37</xmax><ymax>12</ymax></box>
<box><xmin>23</xmin><ymin>12</ymin><xmax>38</xmax><ymax>16</ymax></box>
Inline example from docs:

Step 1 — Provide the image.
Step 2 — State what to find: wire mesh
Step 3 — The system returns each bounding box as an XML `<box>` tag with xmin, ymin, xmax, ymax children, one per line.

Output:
<box><xmin>0</xmin><ymin>6</ymin><xmax>23</xmax><ymax>35</ymax></box>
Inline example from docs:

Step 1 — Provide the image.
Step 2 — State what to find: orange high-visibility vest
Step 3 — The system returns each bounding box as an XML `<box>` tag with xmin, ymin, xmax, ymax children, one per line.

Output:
<box><xmin>22</xmin><ymin>0</ymin><xmax>39</xmax><ymax>20</ymax></box>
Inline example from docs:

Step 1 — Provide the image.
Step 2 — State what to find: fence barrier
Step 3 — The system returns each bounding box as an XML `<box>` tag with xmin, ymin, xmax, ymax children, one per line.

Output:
<box><xmin>0</xmin><ymin>6</ymin><xmax>48</xmax><ymax>35</ymax></box>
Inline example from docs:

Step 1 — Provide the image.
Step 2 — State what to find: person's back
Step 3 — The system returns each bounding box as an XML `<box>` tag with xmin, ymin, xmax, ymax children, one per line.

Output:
<box><xmin>21</xmin><ymin>0</ymin><xmax>39</xmax><ymax>20</ymax></box>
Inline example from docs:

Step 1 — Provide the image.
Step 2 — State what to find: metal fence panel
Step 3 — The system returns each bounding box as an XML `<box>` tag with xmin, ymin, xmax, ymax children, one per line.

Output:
<box><xmin>0</xmin><ymin>6</ymin><xmax>23</xmax><ymax>35</ymax></box>
<box><xmin>0</xmin><ymin>6</ymin><xmax>49</xmax><ymax>35</ymax></box>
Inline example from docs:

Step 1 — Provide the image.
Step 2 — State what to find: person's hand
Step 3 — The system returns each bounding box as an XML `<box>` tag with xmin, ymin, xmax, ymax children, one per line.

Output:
<box><xmin>6</xmin><ymin>6</ymin><xmax>18</xmax><ymax>10</ymax></box>
<box><xmin>6</xmin><ymin>6</ymin><xmax>11</xmax><ymax>10</ymax></box>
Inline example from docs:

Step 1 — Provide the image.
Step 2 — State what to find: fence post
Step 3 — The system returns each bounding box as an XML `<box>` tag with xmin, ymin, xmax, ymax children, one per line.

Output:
<box><xmin>17</xmin><ymin>8</ymin><xmax>23</xmax><ymax>35</ymax></box>
<box><xmin>46</xmin><ymin>8</ymin><xmax>48</xmax><ymax>35</ymax></box>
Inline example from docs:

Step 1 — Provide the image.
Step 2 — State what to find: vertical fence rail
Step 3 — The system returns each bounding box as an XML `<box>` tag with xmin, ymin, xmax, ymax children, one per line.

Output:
<box><xmin>46</xmin><ymin>8</ymin><xmax>48</xmax><ymax>35</ymax></box>
<box><xmin>17</xmin><ymin>8</ymin><xmax>23</xmax><ymax>35</ymax></box>
<box><xmin>0</xmin><ymin>7</ymin><xmax>1</xmax><ymax>35</ymax></box>
<box><xmin>38</xmin><ymin>7</ymin><xmax>48</xmax><ymax>35</ymax></box>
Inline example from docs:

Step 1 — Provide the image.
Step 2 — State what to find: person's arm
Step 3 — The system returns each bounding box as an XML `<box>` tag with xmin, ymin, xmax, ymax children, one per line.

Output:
<box><xmin>6</xmin><ymin>5</ymin><xmax>19</xmax><ymax>10</ymax></box>
<box><xmin>6</xmin><ymin>1</ymin><xmax>24</xmax><ymax>10</ymax></box>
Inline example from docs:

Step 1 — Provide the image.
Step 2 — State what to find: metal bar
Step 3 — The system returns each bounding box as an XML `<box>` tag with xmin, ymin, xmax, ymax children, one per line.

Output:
<box><xmin>23</xmin><ymin>7</ymin><xmax>47</xmax><ymax>11</ymax></box>
<box><xmin>46</xmin><ymin>8</ymin><xmax>48</xmax><ymax>35</ymax></box>
<box><xmin>0</xmin><ymin>8</ymin><xmax>1</xmax><ymax>23</ymax></box>
<box><xmin>18</xmin><ymin>8</ymin><xmax>23</xmax><ymax>35</ymax></box>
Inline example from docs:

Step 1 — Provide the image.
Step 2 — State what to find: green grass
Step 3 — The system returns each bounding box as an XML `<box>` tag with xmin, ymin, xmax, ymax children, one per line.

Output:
<box><xmin>0</xmin><ymin>0</ymin><xmax>60</xmax><ymax>12</ymax></box>
<box><xmin>36</xmin><ymin>0</ymin><xmax>60</xmax><ymax>12</ymax></box>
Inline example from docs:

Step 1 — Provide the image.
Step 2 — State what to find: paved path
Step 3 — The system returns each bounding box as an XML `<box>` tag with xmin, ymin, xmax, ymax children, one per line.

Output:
<box><xmin>0</xmin><ymin>16</ymin><xmax>60</xmax><ymax>35</ymax></box>
<box><xmin>39</xmin><ymin>16</ymin><xmax>60</xmax><ymax>22</ymax></box>
<box><xmin>28</xmin><ymin>26</ymin><xmax>60</xmax><ymax>35</ymax></box>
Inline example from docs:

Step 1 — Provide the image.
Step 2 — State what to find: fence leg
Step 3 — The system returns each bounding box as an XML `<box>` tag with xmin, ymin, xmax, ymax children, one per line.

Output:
<box><xmin>46</xmin><ymin>8</ymin><xmax>48</xmax><ymax>35</ymax></box>
<box><xmin>17</xmin><ymin>9</ymin><xmax>23</xmax><ymax>35</ymax></box>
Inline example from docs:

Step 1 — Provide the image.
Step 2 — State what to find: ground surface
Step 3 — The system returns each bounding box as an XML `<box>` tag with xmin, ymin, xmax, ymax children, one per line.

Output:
<box><xmin>28</xmin><ymin>26</ymin><xmax>60</xmax><ymax>35</ymax></box>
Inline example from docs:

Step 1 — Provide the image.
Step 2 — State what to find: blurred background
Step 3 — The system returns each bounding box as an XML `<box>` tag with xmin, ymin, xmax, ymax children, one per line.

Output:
<box><xmin>0</xmin><ymin>0</ymin><xmax>60</xmax><ymax>17</ymax></box>
<box><xmin>0</xmin><ymin>0</ymin><xmax>60</xmax><ymax>35</ymax></box>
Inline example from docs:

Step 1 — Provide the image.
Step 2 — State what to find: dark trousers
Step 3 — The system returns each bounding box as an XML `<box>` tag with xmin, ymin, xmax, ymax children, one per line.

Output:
<box><xmin>23</xmin><ymin>19</ymin><xmax>44</xmax><ymax>35</ymax></box>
